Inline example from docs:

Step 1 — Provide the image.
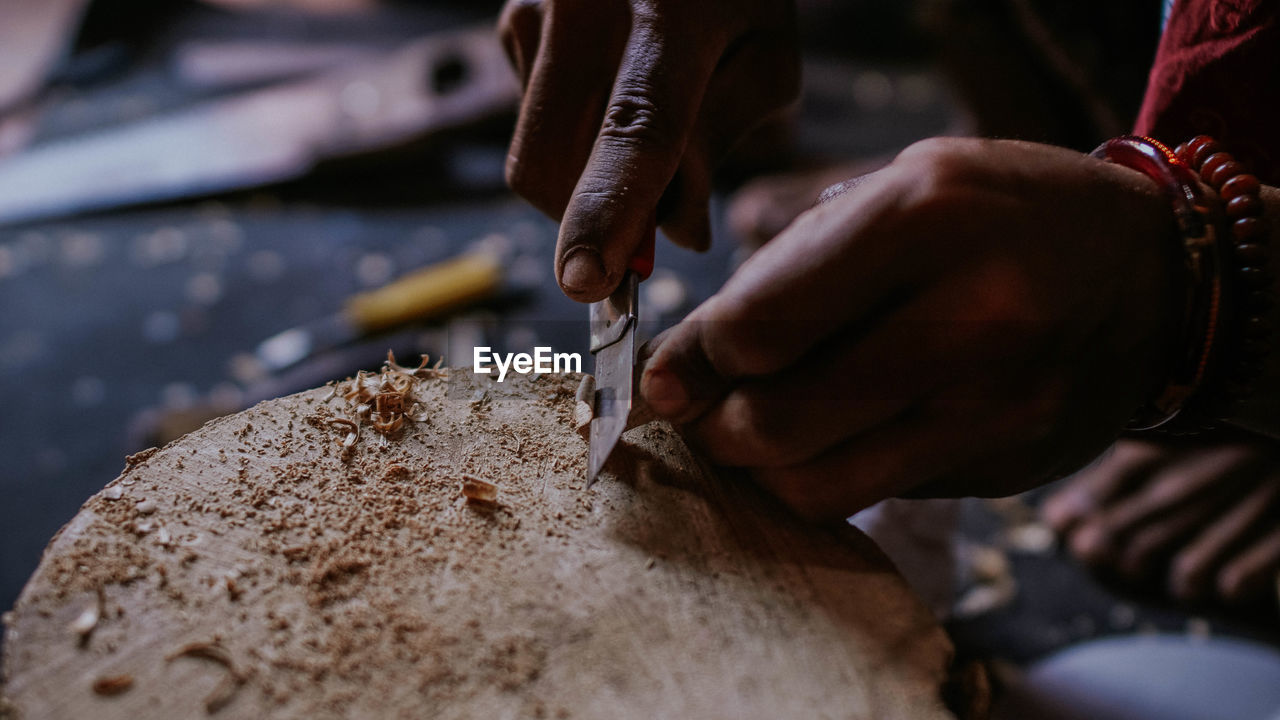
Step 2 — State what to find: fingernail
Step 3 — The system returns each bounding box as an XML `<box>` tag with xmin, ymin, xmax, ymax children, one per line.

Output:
<box><xmin>560</xmin><ymin>246</ymin><xmax>605</xmax><ymax>294</ymax></box>
<box><xmin>642</xmin><ymin>368</ymin><xmax>689</xmax><ymax>418</ymax></box>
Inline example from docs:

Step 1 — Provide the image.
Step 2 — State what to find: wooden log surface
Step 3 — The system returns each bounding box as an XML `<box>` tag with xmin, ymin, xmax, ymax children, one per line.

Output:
<box><xmin>2</xmin><ymin>367</ymin><xmax>961</xmax><ymax>719</ymax></box>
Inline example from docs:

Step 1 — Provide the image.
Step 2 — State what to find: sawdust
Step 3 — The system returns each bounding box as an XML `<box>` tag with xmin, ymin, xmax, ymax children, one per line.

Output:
<box><xmin>8</xmin><ymin>370</ymin><xmax>593</xmax><ymax>717</ymax></box>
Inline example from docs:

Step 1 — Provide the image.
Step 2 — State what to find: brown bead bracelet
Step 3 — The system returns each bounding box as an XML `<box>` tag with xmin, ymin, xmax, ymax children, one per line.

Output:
<box><xmin>1174</xmin><ymin>135</ymin><xmax>1274</xmax><ymax>414</ymax></box>
<box><xmin>1092</xmin><ymin>135</ymin><xmax>1222</xmax><ymax>430</ymax></box>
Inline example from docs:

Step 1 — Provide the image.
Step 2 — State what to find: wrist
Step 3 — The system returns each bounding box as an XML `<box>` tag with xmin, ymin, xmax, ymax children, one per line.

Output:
<box><xmin>1092</xmin><ymin>135</ymin><xmax>1224</xmax><ymax>431</ymax></box>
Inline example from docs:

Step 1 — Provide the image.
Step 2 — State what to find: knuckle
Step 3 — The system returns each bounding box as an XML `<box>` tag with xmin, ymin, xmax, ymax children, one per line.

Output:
<box><xmin>700</xmin><ymin>297</ymin><xmax>794</xmax><ymax>377</ymax></box>
<box><xmin>894</xmin><ymin>137</ymin><xmax>991</xmax><ymax>201</ymax></box>
<box><xmin>599</xmin><ymin>92</ymin><xmax>677</xmax><ymax>152</ymax></box>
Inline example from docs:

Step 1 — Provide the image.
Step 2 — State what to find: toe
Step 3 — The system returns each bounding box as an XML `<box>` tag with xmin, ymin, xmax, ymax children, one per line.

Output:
<box><xmin>1170</xmin><ymin>476</ymin><xmax>1280</xmax><ymax>602</ymax></box>
<box><xmin>1218</xmin><ymin>526</ymin><xmax>1280</xmax><ymax>605</ymax></box>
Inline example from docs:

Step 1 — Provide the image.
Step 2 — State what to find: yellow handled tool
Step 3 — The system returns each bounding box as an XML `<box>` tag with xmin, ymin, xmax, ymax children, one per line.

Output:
<box><xmin>256</xmin><ymin>251</ymin><xmax>503</xmax><ymax>372</ymax></box>
<box><xmin>345</xmin><ymin>251</ymin><xmax>502</xmax><ymax>332</ymax></box>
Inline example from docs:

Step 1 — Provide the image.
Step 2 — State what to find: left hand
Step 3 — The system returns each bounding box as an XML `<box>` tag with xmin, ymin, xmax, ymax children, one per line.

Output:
<box><xmin>639</xmin><ymin>138</ymin><xmax>1183</xmax><ymax>520</ymax></box>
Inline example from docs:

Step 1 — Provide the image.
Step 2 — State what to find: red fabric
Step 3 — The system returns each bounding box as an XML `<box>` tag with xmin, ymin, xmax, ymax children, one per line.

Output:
<box><xmin>1135</xmin><ymin>0</ymin><xmax>1280</xmax><ymax>183</ymax></box>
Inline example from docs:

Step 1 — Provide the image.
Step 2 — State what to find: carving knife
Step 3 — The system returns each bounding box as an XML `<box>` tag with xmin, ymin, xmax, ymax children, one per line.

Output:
<box><xmin>587</xmin><ymin>229</ymin><xmax>656</xmax><ymax>485</ymax></box>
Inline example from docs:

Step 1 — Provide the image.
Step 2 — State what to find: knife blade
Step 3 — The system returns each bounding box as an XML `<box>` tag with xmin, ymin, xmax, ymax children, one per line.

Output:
<box><xmin>587</xmin><ymin>229</ymin><xmax>656</xmax><ymax>485</ymax></box>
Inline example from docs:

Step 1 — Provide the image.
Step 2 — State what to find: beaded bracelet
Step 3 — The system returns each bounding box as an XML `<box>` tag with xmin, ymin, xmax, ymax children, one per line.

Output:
<box><xmin>1090</xmin><ymin>135</ymin><xmax>1223</xmax><ymax>430</ymax></box>
<box><xmin>1173</xmin><ymin>136</ymin><xmax>1274</xmax><ymax>415</ymax></box>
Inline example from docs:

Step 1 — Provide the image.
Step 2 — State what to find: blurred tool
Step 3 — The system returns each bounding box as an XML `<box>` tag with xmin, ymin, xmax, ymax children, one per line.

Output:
<box><xmin>134</xmin><ymin>250</ymin><xmax>508</xmax><ymax>446</ymax></box>
<box><xmin>174</xmin><ymin>39</ymin><xmax>380</xmax><ymax>90</ymax></box>
<box><xmin>131</xmin><ymin>334</ymin><xmax>429</xmax><ymax>447</ymax></box>
<box><xmin>0</xmin><ymin>25</ymin><xmax>519</xmax><ymax>226</ymax></box>
<box><xmin>256</xmin><ymin>250</ymin><xmax>503</xmax><ymax>372</ymax></box>
<box><xmin>587</xmin><ymin>228</ymin><xmax>656</xmax><ymax>485</ymax></box>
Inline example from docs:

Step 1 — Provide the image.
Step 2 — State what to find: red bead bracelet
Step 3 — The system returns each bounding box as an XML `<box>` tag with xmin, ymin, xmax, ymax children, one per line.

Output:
<box><xmin>1091</xmin><ymin>135</ymin><xmax>1222</xmax><ymax>430</ymax></box>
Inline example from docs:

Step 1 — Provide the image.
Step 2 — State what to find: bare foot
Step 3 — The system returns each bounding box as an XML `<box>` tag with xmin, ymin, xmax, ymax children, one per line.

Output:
<box><xmin>1043</xmin><ymin>439</ymin><xmax>1280</xmax><ymax>610</ymax></box>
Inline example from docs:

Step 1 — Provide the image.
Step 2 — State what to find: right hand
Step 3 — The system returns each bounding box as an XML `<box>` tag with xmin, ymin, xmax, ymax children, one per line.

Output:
<box><xmin>498</xmin><ymin>0</ymin><xmax>800</xmax><ymax>302</ymax></box>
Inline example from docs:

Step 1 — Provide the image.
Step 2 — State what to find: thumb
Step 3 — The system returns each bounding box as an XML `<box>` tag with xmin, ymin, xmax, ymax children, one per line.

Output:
<box><xmin>638</xmin><ymin>322</ymin><xmax>733</xmax><ymax>425</ymax></box>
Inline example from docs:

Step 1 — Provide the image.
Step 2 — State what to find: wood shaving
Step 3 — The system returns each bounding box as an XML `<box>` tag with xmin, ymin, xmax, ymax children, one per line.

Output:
<box><xmin>327</xmin><ymin>351</ymin><xmax>442</xmax><ymax>445</ymax></box>
<box><xmin>225</xmin><ymin>574</ymin><xmax>242</xmax><ymax>601</ymax></box>
<box><xmin>124</xmin><ymin>447</ymin><xmax>158</xmax><ymax>469</ymax></box>
<box><xmin>68</xmin><ymin>588</ymin><xmax>105</xmax><ymax>644</ymax></box>
<box><xmin>92</xmin><ymin>674</ymin><xmax>134</xmax><ymax>696</ymax></box>
<box><xmin>379</xmin><ymin>464</ymin><xmax>412</xmax><ymax>483</ymax></box>
<box><xmin>461</xmin><ymin>475</ymin><xmax>498</xmax><ymax>505</ymax></box>
<box><xmin>573</xmin><ymin>375</ymin><xmax>594</xmax><ymax>441</ymax></box>
<box><xmin>68</xmin><ymin>602</ymin><xmax>100</xmax><ymax>641</ymax></box>
<box><xmin>166</xmin><ymin>641</ymin><xmax>246</xmax><ymax>714</ymax></box>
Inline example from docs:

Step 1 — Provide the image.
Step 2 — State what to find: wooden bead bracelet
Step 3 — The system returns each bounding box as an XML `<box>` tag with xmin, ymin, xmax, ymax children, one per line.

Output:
<box><xmin>1174</xmin><ymin>135</ymin><xmax>1274</xmax><ymax>413</ymax></box>
<box><xmin>1093</xmin><ymin>134</ymin><xmax>1274</xmax><ymax>431</ymax></box>
<box><xmin>1091</xmin><ymin>135</ymin><xmax>1222</xmax><ymax>430</ymax></box>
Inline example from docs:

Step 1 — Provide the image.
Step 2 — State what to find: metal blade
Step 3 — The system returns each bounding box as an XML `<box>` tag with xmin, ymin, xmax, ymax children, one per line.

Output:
<box><xmin>587</xmin><ymin>272</ymin><xmax>639</xmax><ymax>485</ymax></box>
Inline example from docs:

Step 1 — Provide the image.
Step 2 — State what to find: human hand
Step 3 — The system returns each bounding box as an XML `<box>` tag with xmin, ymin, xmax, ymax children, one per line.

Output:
<box><xmin>498</xmin><ymin>0</ymin><xmax>800</xmax><ymax>301</ymax></box>
<box><xmin>639</xmin><ymin>138</ymin><xmax>1182</xmax><ymax>520</ymax></box>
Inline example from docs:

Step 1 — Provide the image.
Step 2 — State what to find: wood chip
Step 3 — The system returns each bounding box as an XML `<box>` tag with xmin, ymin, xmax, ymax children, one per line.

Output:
<box><xmin>166</xmin><ymin>641</ymin><xmax>245</xmax><ymax>713</ymax></box>
<box><xmin>574</xmin><ymin>375</ymin><xmax>595</xmax><ymax>441</ymax></box>
<box><xmin>68</xmin><ymin>603</ymin><xmax>99</xmax><ymax>640</ymax></box>
<box><xmin>461</xmin><ymin>475</ymin><xmax>498</xmax><ymax>504</ymax></box>
<box><xmin>92</xmin><ymin>674</ymin><xmax>134</xmax><ymax>696</ymax></box>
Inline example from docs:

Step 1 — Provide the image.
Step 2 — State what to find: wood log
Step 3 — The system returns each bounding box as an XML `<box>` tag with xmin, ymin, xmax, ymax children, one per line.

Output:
<box><xmin>1</xmin><ymin>368</ymin><xmax>963</xmax><ymax>719</ymax></box>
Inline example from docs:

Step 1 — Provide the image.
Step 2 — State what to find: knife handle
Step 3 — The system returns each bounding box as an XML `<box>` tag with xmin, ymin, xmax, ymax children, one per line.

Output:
<box><xmin>628</xmin><ymin>220</ymin><xmax>656</xmax><ymax>281</ymax></box>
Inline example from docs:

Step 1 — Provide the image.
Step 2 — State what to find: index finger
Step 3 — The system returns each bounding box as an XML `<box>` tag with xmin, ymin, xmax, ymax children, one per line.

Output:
<box><xmin>555</xmin><ymin>17</ymin><xmax>725</xmax><ymax>302</ymax></box>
